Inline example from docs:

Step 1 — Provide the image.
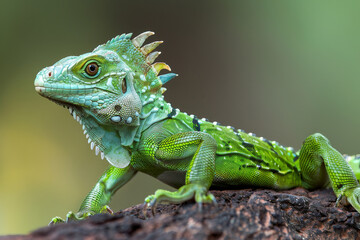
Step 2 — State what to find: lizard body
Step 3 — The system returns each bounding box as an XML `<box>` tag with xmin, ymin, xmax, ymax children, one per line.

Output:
<box><xmin>34</xmin><ymin>32</ymin><xmax>360</xmax><ymax>223</ymax></box>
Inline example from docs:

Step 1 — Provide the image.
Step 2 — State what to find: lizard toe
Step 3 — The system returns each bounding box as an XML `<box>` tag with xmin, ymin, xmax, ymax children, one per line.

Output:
<box><xmin>345</xmin><ymin>187</ymin><xmax>360</xmax><ymax>212</ymax></box>
<box><xmin>49</xmin><ymin>216</ymin><xmax>65</xmax><ymax>225</ymax></box>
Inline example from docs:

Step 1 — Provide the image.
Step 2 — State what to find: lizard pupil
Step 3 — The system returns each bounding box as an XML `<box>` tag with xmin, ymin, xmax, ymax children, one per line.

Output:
<box><xmin>85</xmin><ymin>62</ymin><xmax>99</xmax><ymax>76</ymax></box>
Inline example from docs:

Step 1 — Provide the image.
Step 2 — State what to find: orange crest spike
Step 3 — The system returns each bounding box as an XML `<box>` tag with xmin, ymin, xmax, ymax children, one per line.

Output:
<box><xmin>153</xmin><ymin>62</ymin><xmax>171</xmax><ymax>75</ymax></box>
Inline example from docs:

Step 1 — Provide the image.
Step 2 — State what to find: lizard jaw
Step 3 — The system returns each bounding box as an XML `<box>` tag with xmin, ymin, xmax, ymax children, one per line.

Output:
<box><xmin>36</xmin><ymin>86</ymin><xmax>118</xmax><ymax>163</ymax></box>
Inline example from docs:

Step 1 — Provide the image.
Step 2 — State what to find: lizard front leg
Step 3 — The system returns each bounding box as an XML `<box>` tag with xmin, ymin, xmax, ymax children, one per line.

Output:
<box><xmin>299</xmin><ymin>133</ymin><xmax>360</xmax><ymax>212</ymax></box>
<box><xmin>142</xmin><ymin>131</ymin><xmax>217</xmax><ymax>213</ymax></box>
<box><xmin>50</xmin><ymin>165</ymin><xmax>137</xmax><ymax>224</ymax></box>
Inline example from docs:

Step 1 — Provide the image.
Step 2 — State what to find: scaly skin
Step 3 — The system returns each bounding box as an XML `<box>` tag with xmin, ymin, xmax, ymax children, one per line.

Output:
<box><xmin>34</xmin><ymin>31</ymin><xmax>360</xmax><ymax>224</ymax></box>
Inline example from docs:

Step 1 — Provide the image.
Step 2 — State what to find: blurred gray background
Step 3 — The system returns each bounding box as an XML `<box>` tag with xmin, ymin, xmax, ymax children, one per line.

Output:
<box><xmin>1</xmin><ymin>0</ymin><xmax>360</xmax><ymax>234</ymax></box>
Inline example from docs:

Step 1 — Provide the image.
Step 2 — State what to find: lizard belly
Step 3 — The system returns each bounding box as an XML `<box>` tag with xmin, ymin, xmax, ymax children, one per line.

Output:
<box><xmin>212</xmin><ymin>154</ymin><xmax>302</xmax><ymax>190</ymax></box>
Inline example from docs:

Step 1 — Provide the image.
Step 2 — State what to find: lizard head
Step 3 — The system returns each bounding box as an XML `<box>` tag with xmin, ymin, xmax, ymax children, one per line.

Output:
<box><xmin>34</xmin><ymin>31</ymin><xmax>178</xmax><ymax>126</ymax></box>
<box><xmin>34</xmin><ymin>32</ymin><xmax>177</xmax><ymax>168</ymax></box>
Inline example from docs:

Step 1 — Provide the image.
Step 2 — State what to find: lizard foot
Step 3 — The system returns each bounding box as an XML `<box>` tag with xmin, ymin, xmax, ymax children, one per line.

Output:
<box><xmin>49</xmin><ymin>205</ymin><xmax>113</xmax><ymax>225</ymax></box>
<box><xmin>338</xmin><ymin>187</ymin><xmax>360</xmax><ymax>213</ymax></box>
<box><xmin>142</xmin><ymin>183</ymin><xmax>216</xmax><ymax>217</ymax></box>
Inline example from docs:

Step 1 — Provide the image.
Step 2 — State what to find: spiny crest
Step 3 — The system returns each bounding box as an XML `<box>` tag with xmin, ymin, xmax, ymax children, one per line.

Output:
<box><xmin>95</xmin><ymin>31</ymin><xmax>177</xmax><ymax>98</ymax></box>
<box><xmin>105</xmin><ymin>32</ymin><xmax>134</xmax><ymax>44</ymax></box>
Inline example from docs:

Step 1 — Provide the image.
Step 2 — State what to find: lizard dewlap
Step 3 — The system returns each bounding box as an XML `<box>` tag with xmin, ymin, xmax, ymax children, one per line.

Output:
<box><xmin>35</xmin><ymin>31</ymin><xmax>360</xmax><ymax>223</ymax></box>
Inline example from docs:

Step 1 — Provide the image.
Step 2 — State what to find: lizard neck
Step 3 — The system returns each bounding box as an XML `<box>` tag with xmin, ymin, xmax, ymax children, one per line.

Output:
<box><xmin>70</xmin><ymin>96</ymin><xmax>173</xmax><ymax>168</ymax></box>
<box><xmin>71</xmin><ymin>107</ymin><xmax>134</xmax><ymax>168</ymax></box>
<box><xmin>134</xmin><ymin>95</ymin><xmax>173</xmax><ymax>142</ymax></box>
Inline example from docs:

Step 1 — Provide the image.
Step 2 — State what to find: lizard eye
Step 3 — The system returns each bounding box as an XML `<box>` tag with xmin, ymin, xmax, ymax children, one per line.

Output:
<box><xmin>85</xmin><ymin>62</ymin><xmax>99</xmax><ymax>77</ymax></box>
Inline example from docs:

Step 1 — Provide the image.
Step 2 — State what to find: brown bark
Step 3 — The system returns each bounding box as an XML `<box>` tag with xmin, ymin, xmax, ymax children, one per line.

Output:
<box><xmin>3</xmin><ymin>188</ymin><xmax>360</xmax><ymax>240</ymax></box>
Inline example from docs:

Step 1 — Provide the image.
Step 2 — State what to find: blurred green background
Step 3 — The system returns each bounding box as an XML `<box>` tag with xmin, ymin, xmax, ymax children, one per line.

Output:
<box><xmin>1</xmin><ymin>0</ymin><xmax>360</xmax><ymax>235</ymax></box>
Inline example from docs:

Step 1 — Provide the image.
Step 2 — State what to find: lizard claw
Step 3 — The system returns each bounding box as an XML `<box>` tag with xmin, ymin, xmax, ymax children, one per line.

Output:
<box><xmin>196</xmin><ymin>192</ymin><xmax>217</xmax><ymax>212</ymax></box>
<box><xmin>65</xmin><ymin>211</ymin><xmax>77</xmax><ymax>222</ymax></box>
<box><xmin>143</xmin><ymin>184</ymin><xmax>217</xmax><ymax>217</ymax></box>
<box><xmin>100</xmin><ymin>205</ymin><xmax>114</xmax><ymax>214</ymax></box>
<box><xmin>49</xmin><ymin>211</ymin><xmax>90</xmax><ymax>225</ymax></box>
<box><xmin>208</xmin><ymin>192</ymin><xmax>218</xmax><ymax>206</ymax></box>
<box><xmin>142</xmin><ymin>202</ymin><xmax>148</xmax><ymax>218</ymax></box>
<box><xmin>49</xmin><ymin>216</ymin><xmax>65</xmax><ymax>225</ymax></box>
<box><xmin>49</xmin><ymin>206</ymin><xmax>113</xmax><ymax>225</ymax></box>
<box><xmin>142</xmin><ymin>195</ymin><xmax>158</xmax><ymax>218</ymax></box>
<box><xmin>65</xmin><ymin>211</ymin><xmax>95</xmax><ymax>222</ymax></box>
<box><xmin>197</xmin><ymin>202</ymin><xmax>203</xmax><ymax>212</ymax></box>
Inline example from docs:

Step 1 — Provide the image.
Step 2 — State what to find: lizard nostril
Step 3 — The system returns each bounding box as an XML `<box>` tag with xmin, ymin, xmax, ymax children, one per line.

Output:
<box><xmin>48</xmin><ymin>72</ymin><xmax>52</xmax><ymax>77</ymax></box>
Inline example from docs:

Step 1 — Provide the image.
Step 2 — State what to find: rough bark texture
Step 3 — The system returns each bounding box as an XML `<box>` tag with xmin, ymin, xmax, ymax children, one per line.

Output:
<box><xmin>3</xmin><ymin>188</ymin><xmax>360</xmax><ymax>240</ymax></box>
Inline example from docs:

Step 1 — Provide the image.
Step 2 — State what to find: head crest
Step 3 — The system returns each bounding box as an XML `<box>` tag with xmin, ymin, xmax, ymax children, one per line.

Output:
<box><xmin>94</xmin><ymin>31</ymin><xmax>177</xmax><ymax>98</ymax></box>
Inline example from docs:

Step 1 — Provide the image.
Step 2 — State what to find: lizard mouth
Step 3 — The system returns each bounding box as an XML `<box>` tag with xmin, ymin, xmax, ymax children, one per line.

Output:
<box><xmin>47</xmin><ymin>97</ymin><xmax>77</xmax><ymax>111</ymax></box>
<box><xmin>35</xmin><ymin>86</ymin><xmax>45</xmax><ymax>93</ymax></box>
<box><xmin>34</xmin><ymin>82</ymin><xmax>97</xmax><ymax>111</ymax></box>
<box><xmin>34</xmin><ymin>71</ymin><xmax>95</xmax><ymax>96</ymax></box>
<box><xmin>35</xmin><ymin>85</ymin><xmax>94</xmax><ymax>95</ymax></box>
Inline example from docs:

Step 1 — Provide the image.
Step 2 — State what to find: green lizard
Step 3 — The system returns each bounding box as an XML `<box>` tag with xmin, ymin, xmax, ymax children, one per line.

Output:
<box><xmin>34</xmin><ymin>31</ymin><xmax>360</xmax><ymax>224</ymax></box>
